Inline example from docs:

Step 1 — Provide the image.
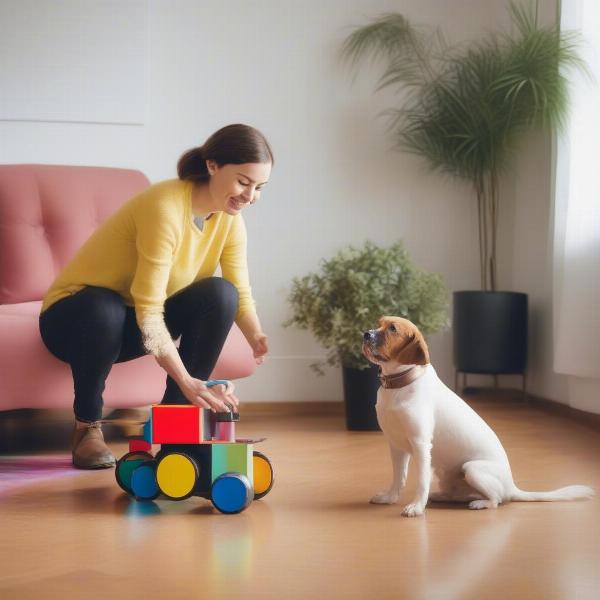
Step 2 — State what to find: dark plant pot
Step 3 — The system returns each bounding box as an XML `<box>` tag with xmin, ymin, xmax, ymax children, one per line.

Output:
<box><xmin>453</xmin><ymin>291</ymin><xmax>528</xmax><ymax>374</ymax></box>
<box><xmin>341</xmin><ymin>364</ymin><xmax>381</xmax><ymax>431</ymax></box>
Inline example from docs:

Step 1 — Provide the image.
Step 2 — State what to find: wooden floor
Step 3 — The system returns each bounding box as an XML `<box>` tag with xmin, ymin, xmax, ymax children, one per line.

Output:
<box><xmin>0</xmin><ymin>393</ymin><xmax>599</xmax><ymax>600</ymax></box>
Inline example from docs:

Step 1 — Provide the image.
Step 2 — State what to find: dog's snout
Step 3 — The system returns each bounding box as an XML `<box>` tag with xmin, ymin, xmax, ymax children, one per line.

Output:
<box><xmin>363</xmin><ymin>329</ymin><xmax>379</xmax><ymax>344</ymax></box>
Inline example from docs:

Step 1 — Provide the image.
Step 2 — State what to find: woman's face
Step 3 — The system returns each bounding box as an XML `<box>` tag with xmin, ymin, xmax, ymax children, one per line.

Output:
<box><xmin>207</xmin><ymin>161</ymin><xmax>271</xmax><ymax>215</ymax></box>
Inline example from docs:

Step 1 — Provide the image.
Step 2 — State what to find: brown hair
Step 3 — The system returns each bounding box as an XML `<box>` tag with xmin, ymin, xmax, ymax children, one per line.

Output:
<box><xmin>177</xmin><ymin>124</ymin><xmax>274</xmax><ymax>183</ymax></box>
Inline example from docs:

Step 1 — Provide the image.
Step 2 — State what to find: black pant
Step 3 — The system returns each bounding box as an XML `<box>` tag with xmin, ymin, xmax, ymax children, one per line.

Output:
<box><xmin>39</xmin><ymin>278</ymin><xmax>239</xmax><ymax>422</ymax></box>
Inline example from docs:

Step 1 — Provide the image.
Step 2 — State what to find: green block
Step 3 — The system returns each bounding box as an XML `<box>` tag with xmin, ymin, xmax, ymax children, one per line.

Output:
<box><xmin>211</xmin><ymin>443</ymin><xmax>253</xmax><ymax>487</ymax></box>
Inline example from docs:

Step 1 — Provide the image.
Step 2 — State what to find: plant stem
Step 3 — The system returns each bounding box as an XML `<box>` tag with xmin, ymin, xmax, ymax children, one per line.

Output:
<box><xmin>482</xmin><ymin>178</ymin><xmax>489</xmax><ymax>290</ymax></box>
<box><xmin>489</xmin><ymin>169</ymin><xmax>499</xmax><ymax>292</ymax></box>
<box><xmin>476</xmin><ymin>180</ymin><xmax>485</xmax><ymax>290</ymax></box>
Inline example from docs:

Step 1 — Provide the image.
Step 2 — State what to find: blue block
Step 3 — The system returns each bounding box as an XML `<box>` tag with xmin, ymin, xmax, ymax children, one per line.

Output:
<box><xmin>143</xmin><ymin>418</ymin><xmax>153</xmax><ymax>443</ymax></box>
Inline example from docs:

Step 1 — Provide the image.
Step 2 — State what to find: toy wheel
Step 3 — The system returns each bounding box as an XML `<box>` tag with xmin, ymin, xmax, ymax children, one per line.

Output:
<box><xmin>210</xmin><ymin>473</ymin><xmax>253</xmax><ymax>514</ymax></box>
<box><xmin>115</xmin><ymin>451</ymin><xmax>154</xmax><ymax>495</ymax></box>
<box><xmin>156</xmin><ymin>452</ymin><xmax>198</xmax><ymax>500</ymax></box>
<box><xmin>130</xmin><ymin>460</ymin><xmax>160</xmax><ymax>501</ymax></box>
<box><xmin>252</xmin><ymin>451</ymin><xmax>274</xmax><ymax>500</ymax></box>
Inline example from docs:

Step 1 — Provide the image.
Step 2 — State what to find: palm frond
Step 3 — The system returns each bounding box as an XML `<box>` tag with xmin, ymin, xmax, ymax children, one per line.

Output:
<box><xmin>341</xmin><ymin>13</ymin><xmax>447</xmax><ymax>89</ymax></box>
<box><xmin>342</xmin><ymin>1</ymin><xmax>588</xmax><ymax>289</ymax></box>
<box><xmin>343</xmin><ymin>2</ymin><xmax>586</xmax><ymax>179</ymax></box>
<box><xmin>341</xmin><ymin>13</ymin><xmax>416</xmax><ymax>67</ymax></box>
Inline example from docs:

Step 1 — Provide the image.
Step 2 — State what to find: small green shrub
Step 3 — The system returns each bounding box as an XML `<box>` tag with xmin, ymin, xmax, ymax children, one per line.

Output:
<box><xmin>284</xmin><ymin>241</ymin><xmax>449</xmax><ymax>372</ymax></box>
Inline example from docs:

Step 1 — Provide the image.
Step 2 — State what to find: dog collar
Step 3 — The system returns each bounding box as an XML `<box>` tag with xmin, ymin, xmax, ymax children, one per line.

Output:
<box><xmin>378</xmin><ymin>365</ymin><xmax>427</xmax><ymax>389</ymax></box>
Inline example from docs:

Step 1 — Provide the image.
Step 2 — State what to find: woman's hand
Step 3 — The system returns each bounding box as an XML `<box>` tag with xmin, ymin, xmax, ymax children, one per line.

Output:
<box><xmin>180</xmin><ymin>377</ymin><xmax>229</xmax><ymax>412</ymax></box>
<box><xmin>251</xmin><ymin>332</ymin><xmax>268</xmax><ymax>365</ymax></box>
<box><xmin>236</xmin><ymin>313</ymin><xmax>268</xmax><ymax>365</ymax></box>
<box><xmin>210</xmin><ymin>381</ymin><xmax>240</xmax><ymax>410</ymax></box>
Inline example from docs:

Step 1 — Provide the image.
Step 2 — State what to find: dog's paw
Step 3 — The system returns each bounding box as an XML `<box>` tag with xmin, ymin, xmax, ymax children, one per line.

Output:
<box><xmin>370</xmin><ymin>491</ymin><xmax>400</xmax><ymax>504</ymax></box>
<box><xmin>401</xmin><ymin>502</ymin><xmax>426</xmax><ymax>517</ymax></box>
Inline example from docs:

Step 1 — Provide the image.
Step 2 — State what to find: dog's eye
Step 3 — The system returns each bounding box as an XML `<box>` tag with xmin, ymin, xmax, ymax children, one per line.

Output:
<box><xmin>388</xmin><ymin>324</ymin><xmax>397</xmax><ymax>333</ymax></box>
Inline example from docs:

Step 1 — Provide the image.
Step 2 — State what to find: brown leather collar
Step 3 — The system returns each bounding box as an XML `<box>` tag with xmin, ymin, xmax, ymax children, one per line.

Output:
<box><xmin>378</xmin><ymin>365</ymin><xmax>427</xmax><ymax>389</ymax></box>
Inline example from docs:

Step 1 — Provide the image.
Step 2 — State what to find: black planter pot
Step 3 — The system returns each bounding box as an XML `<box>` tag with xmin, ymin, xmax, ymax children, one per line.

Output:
<box><xmin>453</xmin><ymin>291</ymin><xmax>528</xmax><ymax>375</ymax></box>
<box><xmin>341</xmin><ymin>364</ymin><xmax>381</xmax><ymax>431</ymax></box>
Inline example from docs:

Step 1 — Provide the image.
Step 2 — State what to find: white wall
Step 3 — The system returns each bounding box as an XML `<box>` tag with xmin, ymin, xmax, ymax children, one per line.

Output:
<box><xmin>1</xmin><ymin>0</ymin><xmax>534</xmax><ymax>404</ymax></box>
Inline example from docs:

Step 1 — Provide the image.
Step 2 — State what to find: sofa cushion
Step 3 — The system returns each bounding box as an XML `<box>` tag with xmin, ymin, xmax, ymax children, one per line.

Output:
<box><xmin>0</xmin><ymin>165</ymin><xmax>150</xmax><ymax>304</ymax></box>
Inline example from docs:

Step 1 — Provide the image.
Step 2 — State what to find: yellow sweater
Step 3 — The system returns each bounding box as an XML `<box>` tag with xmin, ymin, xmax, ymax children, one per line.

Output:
<box><xmin>41</xmin><ymin>179</ymin><xmax>256</xmax><ymax>355</ymax></box>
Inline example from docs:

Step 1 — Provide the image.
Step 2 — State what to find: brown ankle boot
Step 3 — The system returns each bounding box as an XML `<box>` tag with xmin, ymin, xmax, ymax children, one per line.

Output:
<box><xmin>71</xmin><ymin>422</ymin><xmax>116</xmax><ymax>469</ymax></box>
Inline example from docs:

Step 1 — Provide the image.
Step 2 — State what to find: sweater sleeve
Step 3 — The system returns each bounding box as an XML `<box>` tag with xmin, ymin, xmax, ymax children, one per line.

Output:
<box><xmin>220</xmin><ymin>214</ymin><xmax>256</xmax><ymax>320</ymax></box>
<box><xmin>130</xmin><ymin>197</ymin><xmax>180</xmax><ymax>356</ymax></box>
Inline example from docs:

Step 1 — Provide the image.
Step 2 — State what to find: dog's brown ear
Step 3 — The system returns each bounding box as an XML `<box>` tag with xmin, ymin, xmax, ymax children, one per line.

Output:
<box><xmin>395</xmin><ymin>331</ymin><xmax>430</xmax><ymax>365</ymax></box>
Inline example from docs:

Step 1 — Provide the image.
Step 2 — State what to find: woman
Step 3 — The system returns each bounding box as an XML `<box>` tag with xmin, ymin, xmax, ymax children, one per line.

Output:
<box><xmin>39</xmin><ymin>124</ymin><xmax>273</xmax><ymax>469</ymax></box>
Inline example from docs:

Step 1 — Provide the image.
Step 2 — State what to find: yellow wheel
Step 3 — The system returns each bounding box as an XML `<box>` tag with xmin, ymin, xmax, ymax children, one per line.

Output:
<box><xmin>156</xmin><ymin>452</ymin><xmax>198</xmax><ymax>500</ymax></box>
<box><xmin>252</xmin><ymin>451</ymin><xmax>274</xmax><ymax>500</ymax></box>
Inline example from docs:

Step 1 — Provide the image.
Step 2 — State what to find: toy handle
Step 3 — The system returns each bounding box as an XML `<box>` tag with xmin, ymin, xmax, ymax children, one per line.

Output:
<box><xmin>205</xmin><ymin>379</ymin><xmax>235</xmax><ymax>413</ymax></box>
<box><xmin>205</xmin><ymin>379</ymin><xmax>230</xmax><ymax>388</ymax></box>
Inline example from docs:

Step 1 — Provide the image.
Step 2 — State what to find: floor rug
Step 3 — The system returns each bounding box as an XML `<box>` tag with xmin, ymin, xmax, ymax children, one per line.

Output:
<box><xmin>0</xmin><ymin>454</ymin><xmax>82</xmax><ymax>493</ymax></box>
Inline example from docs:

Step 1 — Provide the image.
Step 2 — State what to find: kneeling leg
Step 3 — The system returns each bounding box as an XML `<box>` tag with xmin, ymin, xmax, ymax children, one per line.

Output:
<box><xmin>463</xmin><ymin>460</ymin><xmax>507</xmax><ymax>510</ymax></box>
<box><xmin>429</xmin><ymin>471</ymin><xmax>483</xmax><ymax>503</ymax></box>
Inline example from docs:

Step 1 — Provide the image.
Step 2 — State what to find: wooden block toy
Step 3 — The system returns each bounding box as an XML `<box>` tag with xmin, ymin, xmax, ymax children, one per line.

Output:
<box><xmin>151</xmin><ymin>405</ymin><xmax>206</xmax><ymax>444</ymax></box>
<box><xmin>115</xmin><ymin>379</ymin><xmax>275</xmax><ymax>514</ymax></box>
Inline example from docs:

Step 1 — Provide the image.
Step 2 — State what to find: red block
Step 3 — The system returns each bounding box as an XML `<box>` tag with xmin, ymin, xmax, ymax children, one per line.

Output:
<box><xmin>129</xmin><ymin>439</ymin><xmax>152</xmax><ymax>453</ymax></box>
<box><xmin>152</xmin><ymin>405</ymin><xmax>204</xmax><ymax>444</ymax></box>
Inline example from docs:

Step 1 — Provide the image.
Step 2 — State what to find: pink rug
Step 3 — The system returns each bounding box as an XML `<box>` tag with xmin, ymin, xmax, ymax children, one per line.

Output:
<box><xmin>0</xmin><ymin>454</ymin><xmax>82</xmax><ymax>493</ymax></box>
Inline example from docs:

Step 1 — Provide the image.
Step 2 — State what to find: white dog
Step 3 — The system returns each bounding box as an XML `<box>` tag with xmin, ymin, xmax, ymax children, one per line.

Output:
<box><xmin>362</xmin><ymin>316</ymin><xmax>594</xmax><ymax>517</ymax></box>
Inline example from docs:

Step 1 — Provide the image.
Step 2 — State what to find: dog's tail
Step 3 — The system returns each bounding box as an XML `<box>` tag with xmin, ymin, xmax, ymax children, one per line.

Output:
<box><xmin>511</xmin><ymin>484</ymin><xmax>594</xmax><ymax>502</ymax></box>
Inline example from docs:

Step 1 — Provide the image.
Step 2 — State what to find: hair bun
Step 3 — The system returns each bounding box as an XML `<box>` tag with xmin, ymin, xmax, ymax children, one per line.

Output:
<box><xmin>177</xmin><ymin>124</ymin><xmax>274</xmax><ymax>182</ymax></box>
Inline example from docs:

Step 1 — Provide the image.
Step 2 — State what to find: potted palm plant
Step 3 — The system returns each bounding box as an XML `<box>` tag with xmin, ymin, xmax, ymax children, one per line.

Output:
<box><xmin>284</xmin><ymin>241</ymin><xmax>448</xmax><ymax>430</ymax></box>
<box><xmin>342</xmin><ymin>1</ymin><xmax>584</xmax><ymax>388</ymax></box>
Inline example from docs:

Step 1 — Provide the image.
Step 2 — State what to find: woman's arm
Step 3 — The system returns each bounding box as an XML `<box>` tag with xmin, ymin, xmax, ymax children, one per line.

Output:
<box><xmin>237</xmin><ymin>311</ymin><xmax>268</xmax><ymax>364</ymax></box>
<box><xmin>154</xmin><ymin>343</ymin><xmax>231</xmax><ymax>411</ymax></box>
<box><xmin>220</xmin><ymin>215</ymin><xmax>268</xmax><ymax>364</ymax></box>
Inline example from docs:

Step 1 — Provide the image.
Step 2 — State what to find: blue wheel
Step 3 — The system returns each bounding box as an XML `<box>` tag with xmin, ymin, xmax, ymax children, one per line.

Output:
<box><xmin>210</xmin><ymin>473</ymin><xmax>253</xmax><ymax>514</ymax></box>
<box><xmin>130</xmin><ymin>460</ymin><xmax>160</xmax><ymax>501</ymax></box>
<box><xmin>115</xmin><ymin>451</ymin><xmax>154</xmax><ymax>495</ymax></box>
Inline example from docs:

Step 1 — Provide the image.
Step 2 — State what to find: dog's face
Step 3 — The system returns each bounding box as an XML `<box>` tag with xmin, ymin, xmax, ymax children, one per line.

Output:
<box><xmin>362</xmin><ymin>316</ymin><xmax>430</xmax><ymax>366</ymax></box>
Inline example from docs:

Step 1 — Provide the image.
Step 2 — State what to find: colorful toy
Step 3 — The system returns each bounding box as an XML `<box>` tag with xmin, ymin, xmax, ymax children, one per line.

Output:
<box><xmin>115</xmin><ymin>380</ymin><xmax>274</xmax><ymax>514</ymax></box>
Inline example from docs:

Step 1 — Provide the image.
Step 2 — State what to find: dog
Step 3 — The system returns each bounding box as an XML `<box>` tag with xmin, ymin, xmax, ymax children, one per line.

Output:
<box><xmin>362</xmin><ymin>316</ymin><xmax>594</xmax><ymax>517</ymax></box>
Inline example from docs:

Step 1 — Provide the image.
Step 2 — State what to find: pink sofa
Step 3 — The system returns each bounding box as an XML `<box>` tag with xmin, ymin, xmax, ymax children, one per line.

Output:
<box><xmin>0</xmin><ymin>164</ymin><xmax>255</xmax><ymax>412</ymax></box>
